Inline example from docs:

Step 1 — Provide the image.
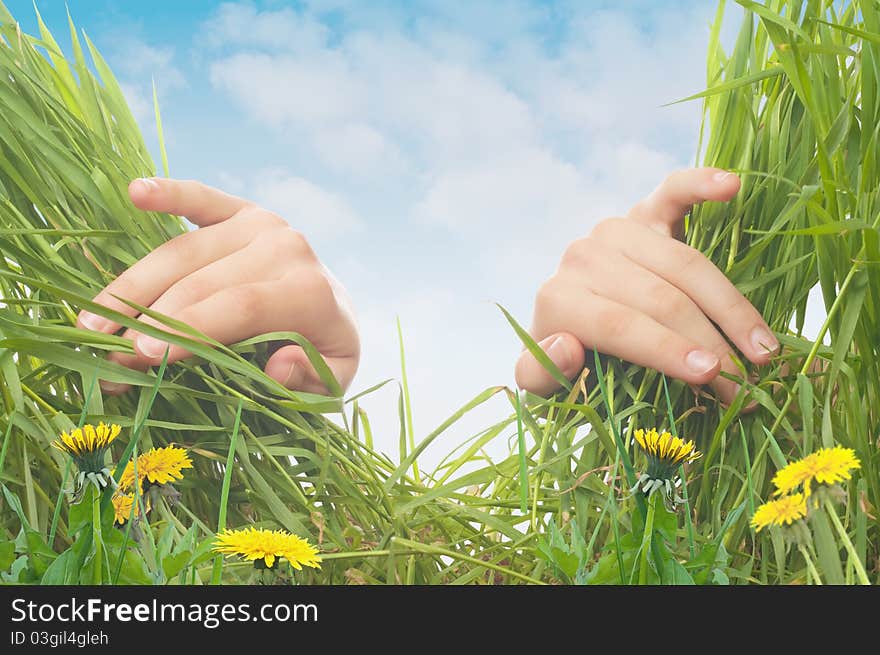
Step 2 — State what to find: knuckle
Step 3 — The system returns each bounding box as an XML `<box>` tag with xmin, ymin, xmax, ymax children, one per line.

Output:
<box><xmin>535</xmin><ymin>277</ymin><xmax>566</xmax><ymax>316</ymax></box>
<box><xmin>275</xmin><ymin>226</ymin><xmax>314</xmax><ymax>256</ymax></box>
<box><xmin>226</xmin><ymin>285</ymin><xmax>264</xmax><ymax>318</ymax></box>
<box><xmin>252</xmin><ymin>210</ymin><xmax>288</xmax><ymax>229</ymax></box>
<box><xmin>295</xmin><ymin>266</ymin><xmax>334</xmax><ymax>305</ymax></box>
<box><xmin>677</xmin><ymin>244</ymin><xmax>708</xmax><ymax>274</ymax></box>
<box><xmin>252</xmin><ymin>225</ymin><xmax>315</xmax><ymax>262</ymax></box>
<box><xmin>723</xmin><ymin>292</ymin><xmax>754</xmax><ymax>317</ymax></box>
<box><xmin>653</xmin><ymin>283</ymin><xmax>694</xmax><ymax>322</ymax></box>
<box><xmin>170</xmin><ymin>277</ymin><xmax>207</xmax><ymax>306</ymax></box>
<box><xmin>560</xmin><ymin>237</ymin><xmax>594</xmax><ymax>269</ymax></box>
<box><xmin>627</xmin><ymin>198</ymin><xmax>651</xmax><ymax>218</ymax></box>
<box><xmin>594</xmin><ymin>301</ymin><xmax>630</xmax><ymax>339</ymax></box>
<box><xmin>280</xmin><ymin>228</ymin><xmax>312</xmax><ymax>254</ymax></box>
<box><xmin>158</xmin><ymin>231</ymin><xmax>193</xmax><ymax>260</ymax></box>
<box><xmin>589</xmin><ymin>216</ymin><xmax>626</xmax><ymax>241</ymax></box>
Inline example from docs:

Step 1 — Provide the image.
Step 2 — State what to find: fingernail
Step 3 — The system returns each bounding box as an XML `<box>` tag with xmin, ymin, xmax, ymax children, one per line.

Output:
<box><xmin>79</xmin><ymin>311</ymin><xmax>108</xmax><ymax>331</ymax></box>
<box><xmin>685</xmin><ymin>349</ymin><xmax>719</xmax><ymax>375</ymax></box>
<box><xmin>713</xmin><ymin>171</ymin><xmax>732</xmax><ymax>183</ymax></box>
<box><xmin>100</xmin><ymin>381</ymin><xmax>127</xmax><ymax>394</ymax></box>
<box><xmin>546</xmin><ymin>336</ymin><xmax>571</xmax><ymax>371</ymax></box>
<box><xmin>136</xmin><ymin>334</ymin><xmax>169</xmax><ymax>359</ymax></box>
<box><xmin>750</xmin><ymin>326</ymin><xmax>779</xmax><ymax>355</ymax></box>
<box><xmin>134</xmin><ymin>177</ymin><xmax>160</xmax><ymax>193</ymax></box>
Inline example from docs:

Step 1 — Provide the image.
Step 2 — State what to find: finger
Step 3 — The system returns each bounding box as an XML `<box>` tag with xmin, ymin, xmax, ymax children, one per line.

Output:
<box><xmin>140</xmin><ymin>240</ymin><xmax>277</xmax><ymax>320</ymax></box>
<box><xmin>77</xmin><ymin>212</ymin><xmax>264</xmax><ymax>334</ymax></box>
<box><xmin>98</xmin><ymin>351</ymin><xmax>148</xmax><ymax>396</ymax></box>
<box><xmin>99</xmin><ymin>261</ymin><xmax>351</xmax><ymax>395</ymax></box>
<box><xmin>264</xmin><ymin>345</ymin><xmax>358</xmax><ymax>394</ymax></box>
<box><xmin>129</xmin><ymin>177</ymin><xmax>253</xmax><ymax>227</ymax></box>
<box><xmin>534</xmin><ymin>288</ymin><xmax>722</xmax><ymax>386</ymax></box>
<box><xmin>514</xmin><ymin>333</ymin><xmax>585</xmax><ymax>396</ymax></box>
<box><xmin>130</xmin><ymin>271</ymin><xmax>355</xmax><ymax>366</ymax></box>
<box><xmin>577</xmin><ymin>249</ymin><xmax>746</xmax><ymax>404</ymax></box>
<box><xmin>626</xmin><ymin>168</ymin><xmax>741</xmax><ymax>236</ymax></box>
<box><xmin>594</xmin><ymin>219</ymin><xmax>779</xmax><ymax>364</ymax></box>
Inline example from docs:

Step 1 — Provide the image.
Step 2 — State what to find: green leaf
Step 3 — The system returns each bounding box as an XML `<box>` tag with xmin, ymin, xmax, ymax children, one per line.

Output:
<box><xmin>496</xmin><ymin>303</ymin><xmax>571</xmax><ymax>390</ymax></box>
<box><xmin>0</xmin><ymin>540</ymin><xmax>14</xmax><ymax>570</ymax></box>
<box><xmin>810</xmin><ymin>508</ymin><xmax>845</xmax><ymax>585</ymax></box>
<box><xmin>162</xmin><ymin>551</ymin><xmax>192</xmax><ymax>582</ymax></box>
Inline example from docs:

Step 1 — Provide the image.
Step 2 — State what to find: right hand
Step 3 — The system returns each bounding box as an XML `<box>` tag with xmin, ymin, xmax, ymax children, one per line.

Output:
<box><xmin>514</xmin><ymin>168</ymin><xmax>778</xmax><ymax>406</ymax></box>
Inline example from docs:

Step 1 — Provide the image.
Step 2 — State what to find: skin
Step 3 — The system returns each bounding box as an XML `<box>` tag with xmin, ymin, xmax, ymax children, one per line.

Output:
<box><xmin>77</xmin><ymin>177</ymin><xmax>360</xmax><ymax>396</ymax></box>
<box><xmin>514</xmin><ymin>167</ymin><xmax>779</xmax><ymax>405</ymax></box>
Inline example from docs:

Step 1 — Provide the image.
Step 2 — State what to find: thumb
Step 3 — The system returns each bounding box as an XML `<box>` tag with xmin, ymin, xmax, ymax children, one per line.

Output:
<box><xmin>263</xmin><ymin>344</ymin><xmax>358</xmax><ymax>396</ymax></box>
<box><xmin>128</xmin><ymin>177</ymin><xmax>252</xmax><ymax>227</ymax></box>
<box><xmin>514</xmin><ymin>333</ymin><xmax>585</xmax><ymax>396</ymax></box>
<box><xmin>626</xmin><ymin>167</ymin><xmax>741</xmax><ymax>237</ymax></box>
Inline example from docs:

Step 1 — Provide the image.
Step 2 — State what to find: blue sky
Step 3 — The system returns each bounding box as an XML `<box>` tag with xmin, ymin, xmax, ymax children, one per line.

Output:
<box><xmin>7</xmin><ymin>0</ymin><xmax>800</xmax><ymax>465</ymax></box>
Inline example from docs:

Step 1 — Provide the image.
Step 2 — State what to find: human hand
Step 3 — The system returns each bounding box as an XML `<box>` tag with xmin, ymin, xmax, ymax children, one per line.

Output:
<box><xmin>514</xmin><ymin>168</ymin><xmax>778</xmax><ymax>405</ymax></box>
<box><xmin>77</xmin><ymin>177</ymin><xmax>360</xmax><ymax>396</ymax></box>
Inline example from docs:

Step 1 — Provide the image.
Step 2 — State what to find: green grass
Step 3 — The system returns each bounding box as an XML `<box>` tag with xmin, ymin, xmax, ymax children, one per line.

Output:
<box><xmin>0</xmin><ymin>0</ymin><xmax>877</xmax><ymax>585</ymax></box>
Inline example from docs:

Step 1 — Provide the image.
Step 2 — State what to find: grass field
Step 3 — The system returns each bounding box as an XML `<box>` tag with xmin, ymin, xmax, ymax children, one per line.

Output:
<box><xmin>0</xmin><ymin>0</ymin><xmax>877</xmax><ymax>585</ymax></box>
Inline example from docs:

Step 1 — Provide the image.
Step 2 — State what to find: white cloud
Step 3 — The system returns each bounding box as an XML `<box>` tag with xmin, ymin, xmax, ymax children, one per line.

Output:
<box><xmin>200</xmin><ymin>2</ymin><xmax>330</xmax><ymax>53</ymax></box>
<box><xmin>311</xmin><ymin>123</ymin><xmax>408</xmax><ymax>176</ymax></box>
<box><xmin>192</xmin><ymin>1</ymin><xmax>819</xmax><ymax>466</ymax></box>
<box><xmin>106</xmin><ymin>35</ymin><xmax>186</xmax><ymax>150</ymax></box>
<box><xmin>414</xmin><ymin>147</ymin><xmax>585</xmax><ymax>232</ymax></box>
<box><xmin>204</xmin><ymin>3</ymin><xmax>706</xmax><ymax>242</ymax></box>
<box><xmin>118</xmin><ymin>81</ymin><xmax>152</xmax><ymax>127</ymax></box>
<box><xmin>251</xmin><ymin>170</ymin><xmax>362</xmax><ymax>239</ymax></box>
<box><xmin>210</xmin><ymin>51</ymin><xmax>365</xmax><ymax>127</ymax></box>
<box><xmin>110</xmin><ymin>38</ymin><xmax>186</xmax><ymax>92</ymax></box>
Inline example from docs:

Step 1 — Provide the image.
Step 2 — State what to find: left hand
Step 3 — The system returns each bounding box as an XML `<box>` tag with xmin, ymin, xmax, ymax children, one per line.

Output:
<box><xmin>77</xmin><ymin>177</ymin><xmax>360</xmax><ymax>396</ymax></box>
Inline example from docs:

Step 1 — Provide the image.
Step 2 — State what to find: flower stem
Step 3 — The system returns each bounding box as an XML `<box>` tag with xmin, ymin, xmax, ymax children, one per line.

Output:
<box><xmin>799</xmin><ymin>544</ymin><xmax>822</xmax><ymax>585</ymax></box>
<box><xmin>638</xmin><ymin>492</ymin><xmax>658</xmax><ymax>585</ymax></box>
<box><xmin>824</xmin><ymin>498</ymin><xmax>870</xmax><ymax>585</ymax></box>
<box><xmin>92</xmin><ymin>486</ymin><xmax>103</xmax><ymax>585</ymax></box>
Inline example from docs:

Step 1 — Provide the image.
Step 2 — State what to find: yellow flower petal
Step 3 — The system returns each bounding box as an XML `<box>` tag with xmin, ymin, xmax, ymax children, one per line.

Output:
<box><xmin>213</xmin><ymin>527</ymin><xmax>322</xmax><ymax>570</ymax></box>
<box><xmin>772</xmin><ymin>446</ymin><xmax>860</xmax><ymax>496</ymax></box>
<box><xmin>118</xmin><ymin>445</ymin><xmax>193</xmax><ymax>492</ymax></box>
<box><xmin>751</xmin><ymin>493</ymin><xmax>808</xmax><ymax>532</ymax></box>
<box><xmin>51</xmin><ymin>423</ymin><xmax>123</xmax><ymax>466</ymax></box>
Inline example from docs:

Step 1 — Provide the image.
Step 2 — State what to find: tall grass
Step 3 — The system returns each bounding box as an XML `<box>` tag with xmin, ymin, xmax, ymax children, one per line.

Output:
<box><xmin>0</xmin><ymin>0</ymin><xmax>877</xmax><ymax>585</ymax></box>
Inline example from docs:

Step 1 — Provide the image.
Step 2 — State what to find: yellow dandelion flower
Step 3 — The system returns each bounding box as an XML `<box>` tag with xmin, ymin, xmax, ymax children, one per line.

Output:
<box><xmin>751</xmin><ymin>493</ymin><xmax>808</xmax><ymax>532</ymax></box>
<box><xmin>634</xmin><ymin>427</ymin><xmax>701</xmax><ymax>470</ymax></box>
<box><xmin>51</xmin><ymin>423</ymin><xmax>122</xmax><ymax>501</ymax></box>
<box><xmin>632</xmin><ymin>427</ymin><xmax>702</xmax><ymax>505</ymax></box>
<box><xmin>52</xmin><ymin>422</ymin><xmax>121</xmax><ymax>459</ymax></box>
<box><xmin>772</xmin><ymin>457</ymin><xmax>814</xmax><ymax>497</ymax></box>
<box><xmin>118</xmin><ymin>445</ymin><xmax>193</xmax><ymax>492</ymax></box>
<box><xmin>213</xmin><ymin>527</ymin><xmax>322</xmax><ymax>570</ymax></box>
<box><xmin>773</xmin><ymin>446</ymin><xmax>860</xmax><ymax>497</ymax></box>
<box><xmin>806</xmin><ymin>446</ymin><xmax>860</xmax><ymax>487</ymax></box>
<box><xmin>112</xmin><ymin>493</ymin><xmax>145</xmax><ymax>525</ymax></box>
